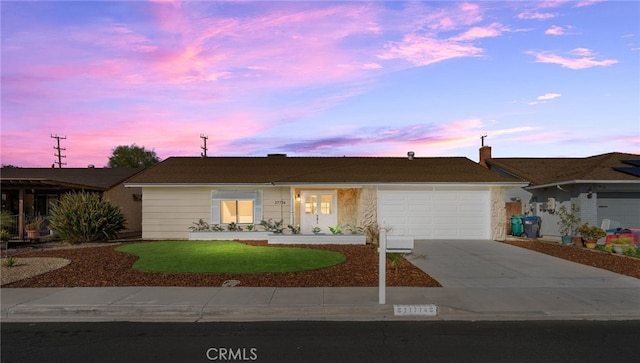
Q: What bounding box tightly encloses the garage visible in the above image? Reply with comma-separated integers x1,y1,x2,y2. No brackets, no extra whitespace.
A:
378,189,490,239
597,193,640,229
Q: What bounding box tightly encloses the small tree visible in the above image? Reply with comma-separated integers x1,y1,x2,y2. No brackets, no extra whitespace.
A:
49,191,126,244
107,144,160,168
557,203,580,236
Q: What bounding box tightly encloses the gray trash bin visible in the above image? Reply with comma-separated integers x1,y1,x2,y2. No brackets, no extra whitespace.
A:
522,216,541,238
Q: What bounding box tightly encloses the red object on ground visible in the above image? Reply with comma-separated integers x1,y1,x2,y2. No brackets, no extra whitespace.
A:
605,233,640,245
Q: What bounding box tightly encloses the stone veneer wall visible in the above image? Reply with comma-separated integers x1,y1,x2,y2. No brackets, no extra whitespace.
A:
491,186,507,241
337,188,359,226
359,186,377,230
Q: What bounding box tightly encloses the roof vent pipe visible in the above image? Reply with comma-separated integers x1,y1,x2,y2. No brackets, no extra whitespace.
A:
407,151,415,160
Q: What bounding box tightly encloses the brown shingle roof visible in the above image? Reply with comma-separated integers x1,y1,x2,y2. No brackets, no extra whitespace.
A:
1,168,144,190
126,156,518,184
485,152,640,186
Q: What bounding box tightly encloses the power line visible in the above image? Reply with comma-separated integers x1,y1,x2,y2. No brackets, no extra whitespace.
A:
51,134,67,168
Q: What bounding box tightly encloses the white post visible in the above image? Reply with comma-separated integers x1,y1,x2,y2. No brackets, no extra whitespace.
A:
379,228,386,305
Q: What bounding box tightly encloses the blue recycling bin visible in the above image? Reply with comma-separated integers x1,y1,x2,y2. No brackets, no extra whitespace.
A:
522,216,541,238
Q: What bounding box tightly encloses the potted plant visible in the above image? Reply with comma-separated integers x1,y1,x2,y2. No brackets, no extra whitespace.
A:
25,216,44,240
556,204,580,245
576,223,606,249
606,235,635,255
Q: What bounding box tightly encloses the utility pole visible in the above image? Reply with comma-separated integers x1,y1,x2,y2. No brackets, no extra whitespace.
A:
51,134,67,168
200,134,208,157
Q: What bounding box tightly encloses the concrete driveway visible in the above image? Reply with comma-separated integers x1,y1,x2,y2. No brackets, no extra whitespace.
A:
399,240,640,320
407,239,640,288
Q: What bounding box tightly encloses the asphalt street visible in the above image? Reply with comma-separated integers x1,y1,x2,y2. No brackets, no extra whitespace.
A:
3,321,640,363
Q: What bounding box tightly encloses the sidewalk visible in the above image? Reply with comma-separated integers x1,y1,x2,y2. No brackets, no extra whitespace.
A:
2,240,640,322
3,284,640,322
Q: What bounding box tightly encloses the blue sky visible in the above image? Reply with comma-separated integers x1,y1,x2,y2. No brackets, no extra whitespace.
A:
1,0,638,167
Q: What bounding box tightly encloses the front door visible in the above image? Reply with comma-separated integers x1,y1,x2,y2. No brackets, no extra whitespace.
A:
301,191,337,234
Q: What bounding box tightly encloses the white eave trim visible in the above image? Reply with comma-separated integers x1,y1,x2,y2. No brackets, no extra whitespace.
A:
525,179,640,190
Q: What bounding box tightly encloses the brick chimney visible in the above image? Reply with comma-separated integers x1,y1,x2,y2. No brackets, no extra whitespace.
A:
479,145,492,168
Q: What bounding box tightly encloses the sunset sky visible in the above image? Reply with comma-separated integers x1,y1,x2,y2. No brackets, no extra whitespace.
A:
2,0,639,168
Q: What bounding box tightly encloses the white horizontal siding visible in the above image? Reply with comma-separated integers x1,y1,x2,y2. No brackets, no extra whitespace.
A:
141,186,292,240
141,187,212,239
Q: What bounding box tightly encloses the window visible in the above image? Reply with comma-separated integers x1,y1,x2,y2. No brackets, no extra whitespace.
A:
320,194,332,214
211,190,262,225
221,200,254,224
304,195,317,214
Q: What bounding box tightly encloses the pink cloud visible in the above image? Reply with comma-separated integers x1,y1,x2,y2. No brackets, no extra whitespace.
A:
529,93,562,105
379,34,484,66
136,2,386,89
516,12,557,20
527,49,619,69
451,23,508,41
441,119,484,132
545,25,566,36
574,1,603,8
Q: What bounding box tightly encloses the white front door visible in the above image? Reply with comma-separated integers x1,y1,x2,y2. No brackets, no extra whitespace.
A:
301,191,337,233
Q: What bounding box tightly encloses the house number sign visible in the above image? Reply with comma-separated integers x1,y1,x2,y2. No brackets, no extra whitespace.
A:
394,304,438,316
274,200,287,205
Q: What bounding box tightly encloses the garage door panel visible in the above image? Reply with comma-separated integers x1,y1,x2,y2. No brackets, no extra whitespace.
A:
379,190,489,239
597,197,640,229
406,216,429,224
384,205,408,214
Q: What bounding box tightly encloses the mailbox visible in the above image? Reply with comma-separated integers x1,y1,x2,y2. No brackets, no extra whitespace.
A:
383,236,414,253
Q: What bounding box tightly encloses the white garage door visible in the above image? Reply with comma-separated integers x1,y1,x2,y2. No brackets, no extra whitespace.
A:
378,190,490,239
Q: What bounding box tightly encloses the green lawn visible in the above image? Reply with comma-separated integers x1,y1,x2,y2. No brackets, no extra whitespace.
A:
115,241,346,273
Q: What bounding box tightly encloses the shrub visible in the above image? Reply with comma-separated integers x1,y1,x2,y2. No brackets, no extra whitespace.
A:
386,252,403,272
260,219,284,234
1,210,13,230
49,191,126,244
329,224,343,235
577,223,606,241
227,222,243,231
287,224,301,234
343,224,360,234
189,219,210,231
0,229,11,242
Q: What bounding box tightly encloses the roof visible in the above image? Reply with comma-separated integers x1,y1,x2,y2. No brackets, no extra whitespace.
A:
125,156,519,185
1,167,144,190
485,152,640,187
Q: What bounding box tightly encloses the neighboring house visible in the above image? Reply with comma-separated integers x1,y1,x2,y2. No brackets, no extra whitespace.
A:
124,154,526,241
1,167,144,239
482,148,640,238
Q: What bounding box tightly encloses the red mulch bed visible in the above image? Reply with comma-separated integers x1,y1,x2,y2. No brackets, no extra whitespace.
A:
499,239,640,279
5,239,638,288
2,241,441,288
